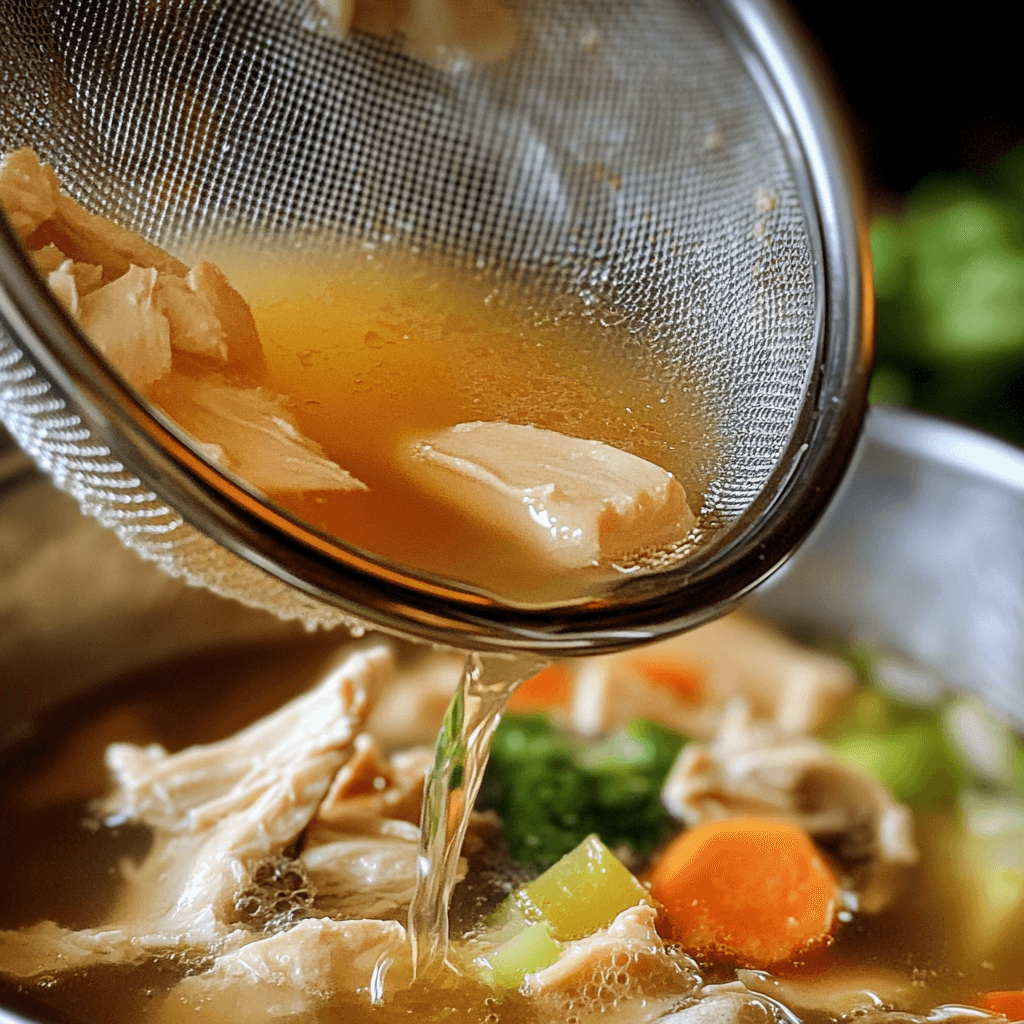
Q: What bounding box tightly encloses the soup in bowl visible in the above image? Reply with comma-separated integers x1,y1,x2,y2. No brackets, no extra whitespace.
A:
0,406,1022,1024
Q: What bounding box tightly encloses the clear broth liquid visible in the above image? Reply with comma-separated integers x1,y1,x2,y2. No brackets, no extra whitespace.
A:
215,249,721,602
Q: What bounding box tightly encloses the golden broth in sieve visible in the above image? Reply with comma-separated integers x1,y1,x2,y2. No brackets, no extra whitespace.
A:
215,249,720,602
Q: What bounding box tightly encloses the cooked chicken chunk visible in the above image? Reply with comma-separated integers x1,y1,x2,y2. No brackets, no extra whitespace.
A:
0,152,239,381
525,904,698,1007
301,824,421,922
656,980,999,1024
155,917,408,1023
1,146,362,493
0,147,61,237
172,260,265,371
29,242,71,275
736,966,919,1019
149,373,367,494
655,982,784,1024
0,147,185,276
42,254,103,315
314,734,432,827
404,421,696,570
77,265,173,390
661,701,918,871
301,736,482,922
0,644,391,979
366,648,464,748
0,921,152,981
315,0,516,66
156,273,232,363
101,646,387,831
570,613,856,739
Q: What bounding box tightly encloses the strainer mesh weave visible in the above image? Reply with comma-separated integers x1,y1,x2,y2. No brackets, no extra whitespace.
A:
0,0,817,627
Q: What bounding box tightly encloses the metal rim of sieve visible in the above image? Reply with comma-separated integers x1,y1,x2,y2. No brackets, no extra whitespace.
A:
0,0,872,656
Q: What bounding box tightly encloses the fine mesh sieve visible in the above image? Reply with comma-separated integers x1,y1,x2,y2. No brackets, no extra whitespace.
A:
0,0,872,654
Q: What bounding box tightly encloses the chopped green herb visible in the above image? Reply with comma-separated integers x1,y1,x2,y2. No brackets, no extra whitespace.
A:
477,716,686,870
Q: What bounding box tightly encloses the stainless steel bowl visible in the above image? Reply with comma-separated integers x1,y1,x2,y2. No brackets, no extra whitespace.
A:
1,403,1023,1023
5,405,1022,730
751,404,1024,731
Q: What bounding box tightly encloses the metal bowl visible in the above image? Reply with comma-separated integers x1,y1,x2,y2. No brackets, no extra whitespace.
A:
751,404,1024,731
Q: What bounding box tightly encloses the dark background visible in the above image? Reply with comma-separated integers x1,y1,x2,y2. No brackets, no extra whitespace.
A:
788,4,1023,206
787,3,1024,447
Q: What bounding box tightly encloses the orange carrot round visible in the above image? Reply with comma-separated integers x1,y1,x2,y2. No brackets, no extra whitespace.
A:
647,817,840,966
978,991,1024,1020
508,665,572,712
631,659,704,704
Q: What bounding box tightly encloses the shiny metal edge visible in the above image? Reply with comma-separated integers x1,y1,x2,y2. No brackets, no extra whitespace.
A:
867,405,1024,491
0,0,872,655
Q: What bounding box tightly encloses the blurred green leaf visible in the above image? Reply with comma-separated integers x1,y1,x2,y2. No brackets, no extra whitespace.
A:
870,217,910,299
868,363,913,405
926,250,1024,357
870,145,1024,446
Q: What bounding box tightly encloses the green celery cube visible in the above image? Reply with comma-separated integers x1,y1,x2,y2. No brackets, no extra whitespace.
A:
474,921,560,988
511,834,649,940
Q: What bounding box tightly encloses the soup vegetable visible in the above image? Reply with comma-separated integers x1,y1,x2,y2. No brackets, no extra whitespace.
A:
1,127,1022,1024
1,614,1022,1024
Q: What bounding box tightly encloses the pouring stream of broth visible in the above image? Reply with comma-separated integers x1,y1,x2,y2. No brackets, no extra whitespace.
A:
373,651,546,998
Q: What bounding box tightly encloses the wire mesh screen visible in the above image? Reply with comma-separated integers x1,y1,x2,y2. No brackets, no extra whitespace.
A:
0,0,819,631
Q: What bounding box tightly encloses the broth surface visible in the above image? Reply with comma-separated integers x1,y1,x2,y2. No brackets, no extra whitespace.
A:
212,249,721,602
1,636,1022,1024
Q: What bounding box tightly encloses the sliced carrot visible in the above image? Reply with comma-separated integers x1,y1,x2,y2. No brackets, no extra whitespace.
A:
508,665,572,711
631,659,704,704
978,992,1024,1020
647,817,840,967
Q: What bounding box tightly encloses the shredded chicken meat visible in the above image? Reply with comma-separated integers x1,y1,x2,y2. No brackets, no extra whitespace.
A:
312,0,516,67
0,645,404,985
0,147,363,495
661,701,918,881
153,918,407,1023
658,980,999,1024
525,904,697,1005
569,613,856,740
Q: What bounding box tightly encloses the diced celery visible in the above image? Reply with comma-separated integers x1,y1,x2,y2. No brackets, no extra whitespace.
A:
508,834,649,941
953,794,1024,954
474,921,560,989
943,697,1024,797
830,719,965,807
